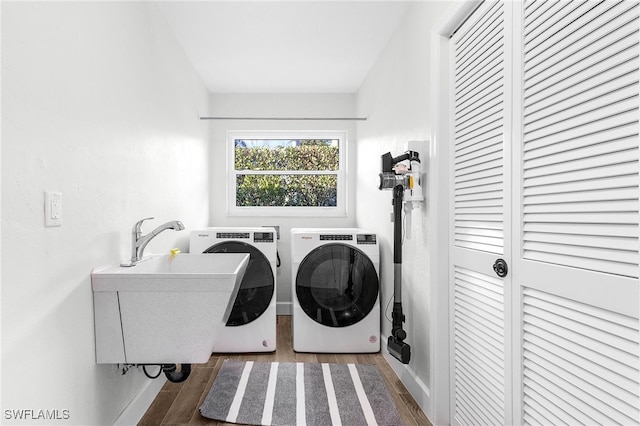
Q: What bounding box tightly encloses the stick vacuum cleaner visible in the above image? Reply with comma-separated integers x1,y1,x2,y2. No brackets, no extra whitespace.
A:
378,150,423,364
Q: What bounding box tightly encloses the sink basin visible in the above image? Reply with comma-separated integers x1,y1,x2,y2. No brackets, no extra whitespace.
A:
92,253,249,292
91,253,249,364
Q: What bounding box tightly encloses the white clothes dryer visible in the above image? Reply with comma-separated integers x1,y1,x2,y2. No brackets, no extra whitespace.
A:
190,227,277,353
291,228,380,353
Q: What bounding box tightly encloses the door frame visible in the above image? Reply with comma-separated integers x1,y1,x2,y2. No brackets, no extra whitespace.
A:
428,2,482,425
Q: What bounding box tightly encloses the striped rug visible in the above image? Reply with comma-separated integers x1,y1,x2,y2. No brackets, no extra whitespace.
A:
199,359,403,425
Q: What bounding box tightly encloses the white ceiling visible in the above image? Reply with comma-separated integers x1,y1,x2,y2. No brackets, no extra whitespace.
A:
158,1,409,93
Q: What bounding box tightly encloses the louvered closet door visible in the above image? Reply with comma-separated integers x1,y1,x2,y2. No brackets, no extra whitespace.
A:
513,1,640,424
449,2,513,424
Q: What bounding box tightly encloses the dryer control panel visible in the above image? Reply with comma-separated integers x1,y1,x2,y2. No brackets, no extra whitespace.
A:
320,234,353,241
357,234,377,245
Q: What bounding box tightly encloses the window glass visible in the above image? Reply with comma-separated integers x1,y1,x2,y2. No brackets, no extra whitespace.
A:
236,174,337,207
228,131,346,216
234,139,339,171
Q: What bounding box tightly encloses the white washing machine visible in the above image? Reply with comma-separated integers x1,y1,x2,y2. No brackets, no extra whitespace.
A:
190,227,277,353
291,228,380,353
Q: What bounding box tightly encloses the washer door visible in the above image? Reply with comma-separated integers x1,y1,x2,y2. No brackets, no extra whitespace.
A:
204,242,274,326
296,243,379,327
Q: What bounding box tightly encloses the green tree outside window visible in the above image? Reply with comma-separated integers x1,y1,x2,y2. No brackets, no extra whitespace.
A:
234,139,339,207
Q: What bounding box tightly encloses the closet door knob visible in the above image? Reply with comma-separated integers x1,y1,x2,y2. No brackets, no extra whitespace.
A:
493,258,508,278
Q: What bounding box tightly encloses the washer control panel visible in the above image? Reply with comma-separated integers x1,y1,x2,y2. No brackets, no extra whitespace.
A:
216,232,250,239
253,232,275,243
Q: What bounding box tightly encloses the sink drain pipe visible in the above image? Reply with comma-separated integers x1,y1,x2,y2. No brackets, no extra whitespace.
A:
162,364,191,383
141,364,191,383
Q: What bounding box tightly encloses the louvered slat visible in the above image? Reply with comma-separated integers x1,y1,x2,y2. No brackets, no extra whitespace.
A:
454,265,505,426
523,221,633,237
526,72,639,127
455,2,504,78
525,65,638,128
455,169,502,188
524,1,638,87
456,137,502,169
523,147,637,180
522,287,640,425
524,186,637,205
523,123,637,161
522,0,639,279
525,0,592,55
522,160,638,188
524,97,638,142
525,1,617,70
524,132,637,166
454,0,505,256
523,0,567,39
523,232,636,251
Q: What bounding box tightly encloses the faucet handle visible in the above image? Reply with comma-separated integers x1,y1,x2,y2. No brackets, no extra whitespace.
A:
133,217,154,233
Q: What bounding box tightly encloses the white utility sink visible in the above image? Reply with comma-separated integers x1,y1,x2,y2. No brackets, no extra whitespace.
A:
91,253,249,364
92,253,248,292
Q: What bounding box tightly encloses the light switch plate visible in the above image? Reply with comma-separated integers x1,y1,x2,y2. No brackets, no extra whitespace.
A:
45,191,62,227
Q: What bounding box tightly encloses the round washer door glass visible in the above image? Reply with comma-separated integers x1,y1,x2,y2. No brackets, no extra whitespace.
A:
204,242,274,326
296,243,379,327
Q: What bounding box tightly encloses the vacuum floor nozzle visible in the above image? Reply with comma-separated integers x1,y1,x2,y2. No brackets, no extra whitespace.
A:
388,336,411,364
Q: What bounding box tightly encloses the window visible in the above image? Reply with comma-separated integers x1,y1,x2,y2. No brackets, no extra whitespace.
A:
227,131,346,216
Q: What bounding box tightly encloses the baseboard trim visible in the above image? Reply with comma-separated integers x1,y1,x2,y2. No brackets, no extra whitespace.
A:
381,334,432,421
276,302,292,315
114,376,166,426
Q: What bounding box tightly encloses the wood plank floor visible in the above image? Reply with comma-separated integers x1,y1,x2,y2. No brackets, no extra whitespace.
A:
139,316,431,425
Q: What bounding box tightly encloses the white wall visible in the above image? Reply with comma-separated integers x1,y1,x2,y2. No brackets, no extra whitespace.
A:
355,0,451,417
2,2,210,424
206,93,358,311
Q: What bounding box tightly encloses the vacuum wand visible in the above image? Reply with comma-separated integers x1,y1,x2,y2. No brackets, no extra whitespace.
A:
388,184,411,364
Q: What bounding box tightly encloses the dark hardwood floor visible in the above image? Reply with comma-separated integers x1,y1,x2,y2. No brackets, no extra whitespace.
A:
139,316,431,425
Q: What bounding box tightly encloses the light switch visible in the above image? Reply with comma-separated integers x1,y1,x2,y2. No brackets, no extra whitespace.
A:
45,191,62,227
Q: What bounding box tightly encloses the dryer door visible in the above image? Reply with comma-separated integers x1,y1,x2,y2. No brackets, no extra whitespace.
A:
204,242,274,326
296,243,379,327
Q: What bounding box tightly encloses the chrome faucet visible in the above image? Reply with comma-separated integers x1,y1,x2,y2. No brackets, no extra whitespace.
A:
121,217,185,266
